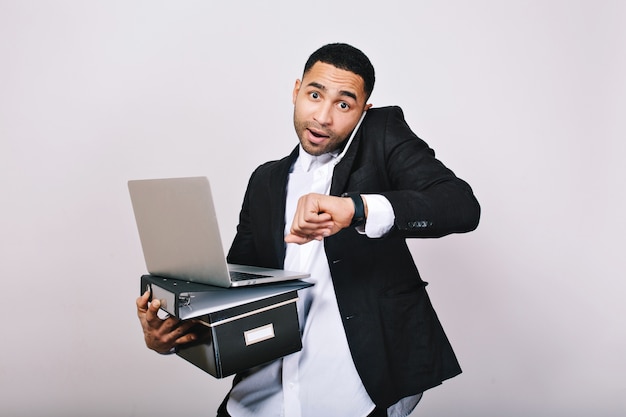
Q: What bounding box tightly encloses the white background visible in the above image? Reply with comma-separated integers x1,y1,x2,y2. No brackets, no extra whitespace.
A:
1,1,625,416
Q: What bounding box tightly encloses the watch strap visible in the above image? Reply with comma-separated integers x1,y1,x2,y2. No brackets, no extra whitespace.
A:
341,192,366,227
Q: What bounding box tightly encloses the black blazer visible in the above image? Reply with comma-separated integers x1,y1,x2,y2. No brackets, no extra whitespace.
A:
227,106,480,407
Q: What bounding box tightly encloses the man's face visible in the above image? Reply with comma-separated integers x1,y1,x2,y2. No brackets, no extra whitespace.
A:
292,62,372,156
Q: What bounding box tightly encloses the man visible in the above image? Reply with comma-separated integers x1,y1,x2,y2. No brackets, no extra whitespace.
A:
136,43,480,417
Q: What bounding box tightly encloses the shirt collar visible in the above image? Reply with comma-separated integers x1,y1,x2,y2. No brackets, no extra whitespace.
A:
297,145,340,173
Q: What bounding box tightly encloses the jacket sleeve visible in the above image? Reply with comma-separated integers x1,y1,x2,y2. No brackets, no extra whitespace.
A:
373,107,480,238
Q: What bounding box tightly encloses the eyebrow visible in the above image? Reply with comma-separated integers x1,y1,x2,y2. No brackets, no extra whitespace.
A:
307,82,358,101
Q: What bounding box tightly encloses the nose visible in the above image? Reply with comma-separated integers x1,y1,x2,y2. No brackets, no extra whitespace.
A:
313,102,332,126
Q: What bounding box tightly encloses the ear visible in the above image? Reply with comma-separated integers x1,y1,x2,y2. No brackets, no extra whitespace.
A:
364,103,373,111
292,79,302,105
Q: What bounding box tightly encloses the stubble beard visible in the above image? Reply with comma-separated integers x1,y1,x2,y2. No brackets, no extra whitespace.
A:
293,116,347,157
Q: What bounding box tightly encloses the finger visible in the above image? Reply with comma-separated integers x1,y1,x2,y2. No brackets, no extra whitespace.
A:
136,290,150,313
291,215,334,232
290,222,333,240
285,227,331,244
175,332,198,345
304,209,332,222
145,298,165,326
293,195,327,223
161,315,192,334
156,321,198,350
173,321,200,344
284,233,313,245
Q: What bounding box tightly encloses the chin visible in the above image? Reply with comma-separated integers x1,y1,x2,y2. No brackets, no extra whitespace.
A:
302,144,325,156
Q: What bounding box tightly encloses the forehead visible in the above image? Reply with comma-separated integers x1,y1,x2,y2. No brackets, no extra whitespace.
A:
302,62,366,102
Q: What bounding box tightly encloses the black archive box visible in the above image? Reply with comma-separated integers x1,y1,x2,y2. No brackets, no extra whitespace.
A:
141,275,312,378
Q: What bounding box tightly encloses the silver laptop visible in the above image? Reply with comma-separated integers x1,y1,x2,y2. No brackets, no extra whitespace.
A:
128,176,310,287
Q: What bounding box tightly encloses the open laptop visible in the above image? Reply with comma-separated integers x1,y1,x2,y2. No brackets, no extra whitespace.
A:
128,176,310,287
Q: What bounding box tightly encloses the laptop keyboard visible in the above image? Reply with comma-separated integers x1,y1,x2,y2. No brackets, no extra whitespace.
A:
229,271,273,282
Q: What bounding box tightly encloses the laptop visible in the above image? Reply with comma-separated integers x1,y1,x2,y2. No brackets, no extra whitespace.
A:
128,176,310,287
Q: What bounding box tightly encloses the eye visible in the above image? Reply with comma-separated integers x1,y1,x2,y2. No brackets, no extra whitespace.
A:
310,91,320,100
338,102,350,110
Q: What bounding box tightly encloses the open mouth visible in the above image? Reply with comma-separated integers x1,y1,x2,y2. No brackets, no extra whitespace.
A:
307,128,330,139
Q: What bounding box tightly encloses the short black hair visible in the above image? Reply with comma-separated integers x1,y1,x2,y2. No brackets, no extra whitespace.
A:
303,43,375,100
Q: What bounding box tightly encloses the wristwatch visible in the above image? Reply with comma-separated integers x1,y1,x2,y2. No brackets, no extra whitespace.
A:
341,192,366,227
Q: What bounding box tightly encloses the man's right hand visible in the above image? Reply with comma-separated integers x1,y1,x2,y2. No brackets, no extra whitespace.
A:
136,290,198,354
285,193,358,244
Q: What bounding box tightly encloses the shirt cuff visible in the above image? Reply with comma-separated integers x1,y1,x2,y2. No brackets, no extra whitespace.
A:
358,195,395,238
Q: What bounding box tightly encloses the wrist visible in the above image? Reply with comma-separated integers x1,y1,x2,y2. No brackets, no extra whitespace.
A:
341,192,366,227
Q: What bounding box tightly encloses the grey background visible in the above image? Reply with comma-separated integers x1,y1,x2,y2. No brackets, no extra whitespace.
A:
1,1,624,416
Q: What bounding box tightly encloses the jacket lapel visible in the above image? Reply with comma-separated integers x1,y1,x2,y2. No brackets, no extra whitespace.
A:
267,146,299,266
